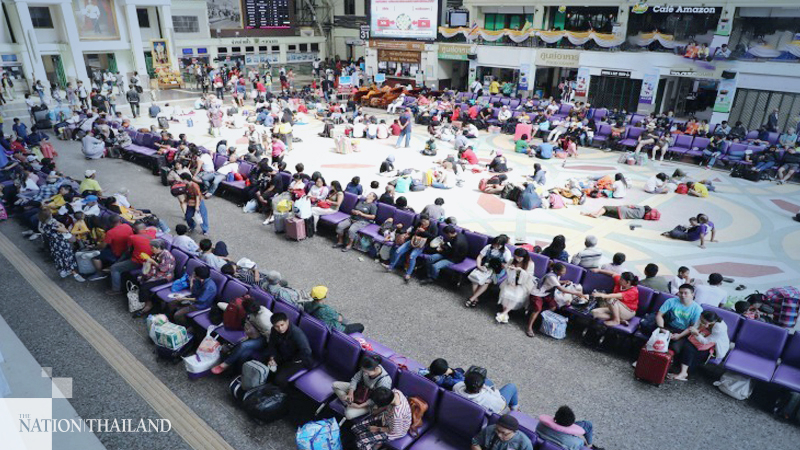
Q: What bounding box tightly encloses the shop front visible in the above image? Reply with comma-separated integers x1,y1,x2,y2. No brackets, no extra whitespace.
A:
588,68,644,112
533,49,580,99
371,40,425,88
0,54,28,95
179,48,210,85
659,67,721,119
437,43,473,91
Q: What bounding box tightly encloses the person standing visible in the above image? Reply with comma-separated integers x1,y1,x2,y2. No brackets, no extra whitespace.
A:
395,108,413,149
180,172,209,235
126,86,141,118
77,80,89,109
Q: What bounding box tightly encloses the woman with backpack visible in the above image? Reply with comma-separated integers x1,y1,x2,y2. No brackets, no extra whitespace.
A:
332,355,393,420
466,234,513,308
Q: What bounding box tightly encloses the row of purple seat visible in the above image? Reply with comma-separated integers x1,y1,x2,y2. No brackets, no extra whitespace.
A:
314,193,800,395
131,244,575,450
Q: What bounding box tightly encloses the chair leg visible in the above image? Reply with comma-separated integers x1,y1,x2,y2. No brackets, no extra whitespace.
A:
314,402,326,416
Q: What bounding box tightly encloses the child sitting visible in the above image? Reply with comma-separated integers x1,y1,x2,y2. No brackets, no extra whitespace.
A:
421,138,437,156
71,212,90,248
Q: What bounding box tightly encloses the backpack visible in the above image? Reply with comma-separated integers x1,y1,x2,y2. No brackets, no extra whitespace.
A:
410,180,426,191
276,285,301,306
395,176,411,193
157,116,169,129
170,182,187,197
549,194,565,209
241,360,270,392
223,297,247,330
408,397,429,437
675,184,688,194
478,178,488,192
644,209,661,220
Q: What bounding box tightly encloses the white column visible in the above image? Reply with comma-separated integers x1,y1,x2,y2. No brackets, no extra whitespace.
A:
124,2,148,81
159,5,179,71
13,0,48,86
57,0,90,87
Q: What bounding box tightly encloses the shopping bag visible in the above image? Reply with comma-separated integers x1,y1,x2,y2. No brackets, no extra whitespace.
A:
645,328,671,353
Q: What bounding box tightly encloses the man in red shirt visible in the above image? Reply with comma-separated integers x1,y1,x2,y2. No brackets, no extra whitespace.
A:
91,215,133,277
107,222,156,295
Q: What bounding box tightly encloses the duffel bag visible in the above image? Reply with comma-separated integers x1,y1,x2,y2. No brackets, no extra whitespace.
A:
242,383,288,424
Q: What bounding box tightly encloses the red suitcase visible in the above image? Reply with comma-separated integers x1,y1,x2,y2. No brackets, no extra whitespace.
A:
634,348,674,385
285,216,307,241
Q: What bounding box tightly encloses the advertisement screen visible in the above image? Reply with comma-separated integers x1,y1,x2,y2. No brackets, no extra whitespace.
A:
370,0,439,40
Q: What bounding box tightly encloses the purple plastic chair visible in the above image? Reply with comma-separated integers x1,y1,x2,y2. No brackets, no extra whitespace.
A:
724,320,788,382
154,259,207,303
248,287,275,310
670,134,694,155
299,315,329,361
619,127,644,148
408,390,486,450
685,137,710,157
772,333,800,392
445,232,489,281
529,253,550,280
357,202,397,241
348,332,396,358
294,330,359,403
213,153,227,170
272,300,301,324
387,371,441,450
318,192,359,229
605,285,656,335
582,271,615,294
701,305,742,365
592,124,611,147
744,130,759,141
561,263,585,284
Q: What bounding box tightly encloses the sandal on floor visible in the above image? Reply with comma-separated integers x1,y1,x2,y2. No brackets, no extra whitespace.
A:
465,299,478,308
525,330,535,338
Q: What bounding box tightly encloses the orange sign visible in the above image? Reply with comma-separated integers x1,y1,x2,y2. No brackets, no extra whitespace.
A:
370,40,425,52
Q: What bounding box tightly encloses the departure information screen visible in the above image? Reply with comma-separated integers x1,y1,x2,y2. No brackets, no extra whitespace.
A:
244,0,291,29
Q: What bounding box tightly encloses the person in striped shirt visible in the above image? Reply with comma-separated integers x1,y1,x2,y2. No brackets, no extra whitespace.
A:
352,387,411,450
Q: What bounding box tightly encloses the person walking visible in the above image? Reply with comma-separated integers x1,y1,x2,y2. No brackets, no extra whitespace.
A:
180,172,209,235
395,108,413,149
126,86,141,118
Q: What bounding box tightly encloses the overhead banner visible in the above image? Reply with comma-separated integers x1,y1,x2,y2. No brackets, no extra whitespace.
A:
371,0,438,40
575,67,590,97
639,69,659,104
713,76,738,113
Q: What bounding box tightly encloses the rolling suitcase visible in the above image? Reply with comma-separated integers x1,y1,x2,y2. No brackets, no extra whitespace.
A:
273,212,289,233
285,216,307,241
634,348,674,385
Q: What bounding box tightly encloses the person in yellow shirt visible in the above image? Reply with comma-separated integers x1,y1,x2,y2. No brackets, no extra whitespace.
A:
489,79,500,95
79,169,102,195
687,182,709,198
44,185,72,213
71,211,90,247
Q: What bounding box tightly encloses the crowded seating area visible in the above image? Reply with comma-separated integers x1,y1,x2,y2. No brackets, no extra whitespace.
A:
1,60,799,450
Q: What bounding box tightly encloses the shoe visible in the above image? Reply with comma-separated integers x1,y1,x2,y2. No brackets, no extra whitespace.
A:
59,270,70,278
73,273,86,282
21,230,34,236
418,278,432,285
87,272,107,281
332,243,343,248
28,233,41,240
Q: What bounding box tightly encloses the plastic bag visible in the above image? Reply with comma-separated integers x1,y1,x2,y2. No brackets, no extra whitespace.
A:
646,328,671,353
243,199,257,213
715,371,753,400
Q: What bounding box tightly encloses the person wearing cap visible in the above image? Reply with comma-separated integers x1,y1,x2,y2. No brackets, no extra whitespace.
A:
225,258,267,289
79,195,101,217
471,413,533,450
79,170,103,196
453,369,519,414
301,286,365,334
536,406,602,450
131,239,176,317
211,295,273,374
